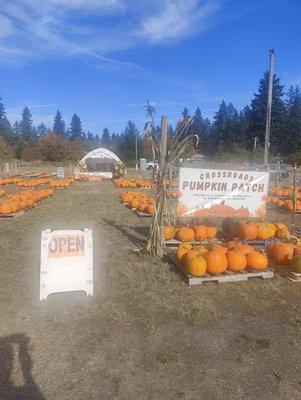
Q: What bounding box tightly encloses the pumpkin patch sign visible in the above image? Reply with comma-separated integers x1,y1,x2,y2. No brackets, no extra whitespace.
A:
177,168,269,218
40,229,93,300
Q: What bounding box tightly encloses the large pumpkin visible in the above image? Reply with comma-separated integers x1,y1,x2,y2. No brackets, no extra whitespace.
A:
176,243,193,264
272,243,295,265
238,222,258,240
193,225,208,240
163,226,176,241
205,250,227,275
206,226,217,239
177,227,195,242
185,254,207,276
226,251,247,271
184,249,202,266
257,223,275,240
246,251,268,270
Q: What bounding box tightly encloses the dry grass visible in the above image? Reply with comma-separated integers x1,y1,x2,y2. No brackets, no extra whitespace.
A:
0,181,301,400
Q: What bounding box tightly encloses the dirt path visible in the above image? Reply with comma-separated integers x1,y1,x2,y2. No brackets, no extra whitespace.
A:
0,182,300,400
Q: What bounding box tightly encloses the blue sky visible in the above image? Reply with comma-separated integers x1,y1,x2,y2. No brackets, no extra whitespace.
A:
0,0,300,136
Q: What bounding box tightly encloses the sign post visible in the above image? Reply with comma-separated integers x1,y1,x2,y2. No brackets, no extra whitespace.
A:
177,168,269,218
40,229,93,301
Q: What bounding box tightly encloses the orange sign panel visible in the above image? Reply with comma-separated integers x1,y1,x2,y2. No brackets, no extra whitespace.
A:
48,234,84,257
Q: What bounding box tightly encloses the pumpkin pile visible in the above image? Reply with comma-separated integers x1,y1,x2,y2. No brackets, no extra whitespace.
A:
0,177,22,185
176,241,268,277
114,178,154,188
49,178,74,188
0,189,5,197
268,196,301,212
17,178,50,187
167,190,180,199
164,224,217,241
0,188,54,214
267,240,301,272
121,191,155,215
269,185,301,199
222,218,290,240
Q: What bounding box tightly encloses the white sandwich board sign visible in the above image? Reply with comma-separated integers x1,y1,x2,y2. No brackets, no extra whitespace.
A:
40,229,93,301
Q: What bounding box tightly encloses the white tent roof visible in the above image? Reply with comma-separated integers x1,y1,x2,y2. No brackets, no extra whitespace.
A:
79,148,121,164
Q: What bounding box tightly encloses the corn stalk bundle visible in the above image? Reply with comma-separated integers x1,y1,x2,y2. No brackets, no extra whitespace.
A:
143,102,199,257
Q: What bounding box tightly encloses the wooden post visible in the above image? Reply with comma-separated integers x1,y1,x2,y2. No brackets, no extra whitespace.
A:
291,164,297,233
264,49,275,165
155,116,168,258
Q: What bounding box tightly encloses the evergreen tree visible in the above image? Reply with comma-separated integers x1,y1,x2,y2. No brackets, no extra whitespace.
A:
20,107,34,142
286,86,301,155
120,121,141,161
167,124,174,137
0,95,14,143
36,123,47,138
181,107,190,119
101,128,111,148
94,134,101,146
69,113,82,139
247,72,286,154
53,110,65,137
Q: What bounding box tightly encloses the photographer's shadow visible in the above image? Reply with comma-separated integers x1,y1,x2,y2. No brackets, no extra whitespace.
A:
0,334,45,400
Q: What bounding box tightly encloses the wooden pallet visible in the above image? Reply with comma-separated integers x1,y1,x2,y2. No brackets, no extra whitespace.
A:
166,254,274,285
0,210,25,219
164,238,222,248
134,209,151,218
271,263,301,282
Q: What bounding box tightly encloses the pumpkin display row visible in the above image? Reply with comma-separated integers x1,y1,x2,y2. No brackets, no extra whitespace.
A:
267,241,301,271
121,191,156,215
268,196,301,212
114,178,154,188
17,178,50,188
176,242,268,277
164,225,217,241
49,178,75,188
269,186,301,199
0,189,5,197
0,189,54,214
0,177,22,185
222,218,290,240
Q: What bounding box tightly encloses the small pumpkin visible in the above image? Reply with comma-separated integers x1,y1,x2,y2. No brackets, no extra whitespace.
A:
277,227,290,239
206,226,217,239
204,250,227,275
186,254,207,277
234,243,254,255
226,251,247,271
257,223,274,240
246,251,268,270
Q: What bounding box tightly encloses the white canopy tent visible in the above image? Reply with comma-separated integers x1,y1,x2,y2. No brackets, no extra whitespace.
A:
75,148,123,180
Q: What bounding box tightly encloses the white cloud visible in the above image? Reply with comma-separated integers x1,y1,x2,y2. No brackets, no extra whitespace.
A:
0,0,223,70
140,0,221,43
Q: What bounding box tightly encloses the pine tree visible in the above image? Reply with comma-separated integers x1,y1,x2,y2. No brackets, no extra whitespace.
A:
101,128,111,148
20,106,34,142
286,86,301,155
167,124,174,137
36,123,48,138
181,107,190,119
94,134,101,146
53,110,65,137
69,113,82,139
121,121,141,161
248,72,287,154
0,95,14,143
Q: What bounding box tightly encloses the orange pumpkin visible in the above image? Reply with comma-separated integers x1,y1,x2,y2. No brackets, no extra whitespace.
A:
184,249,202,266
277,227,290,239
163,226,176,241
186,254,207,277
211,244,228,254
193,225,208,240
176,243,193,264
238,222,258,240
177,227,195,242
205,250,227,275
234,243,254,255
206,226,217,239
272,243,295,265
246,251,268,270
226,251,247,271
225,240,238,250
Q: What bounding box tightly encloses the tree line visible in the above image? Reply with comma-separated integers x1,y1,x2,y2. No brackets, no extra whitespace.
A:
0,71,300,164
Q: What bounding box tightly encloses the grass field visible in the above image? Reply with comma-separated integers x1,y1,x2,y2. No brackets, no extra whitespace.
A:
1,181,301,400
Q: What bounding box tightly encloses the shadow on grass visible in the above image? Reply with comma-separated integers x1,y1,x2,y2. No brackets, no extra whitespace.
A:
103,218,147,247
0,334,45,400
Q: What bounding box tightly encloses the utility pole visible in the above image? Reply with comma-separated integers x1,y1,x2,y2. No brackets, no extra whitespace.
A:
160,116,168,171
264,49,275,165
135,129,138,170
